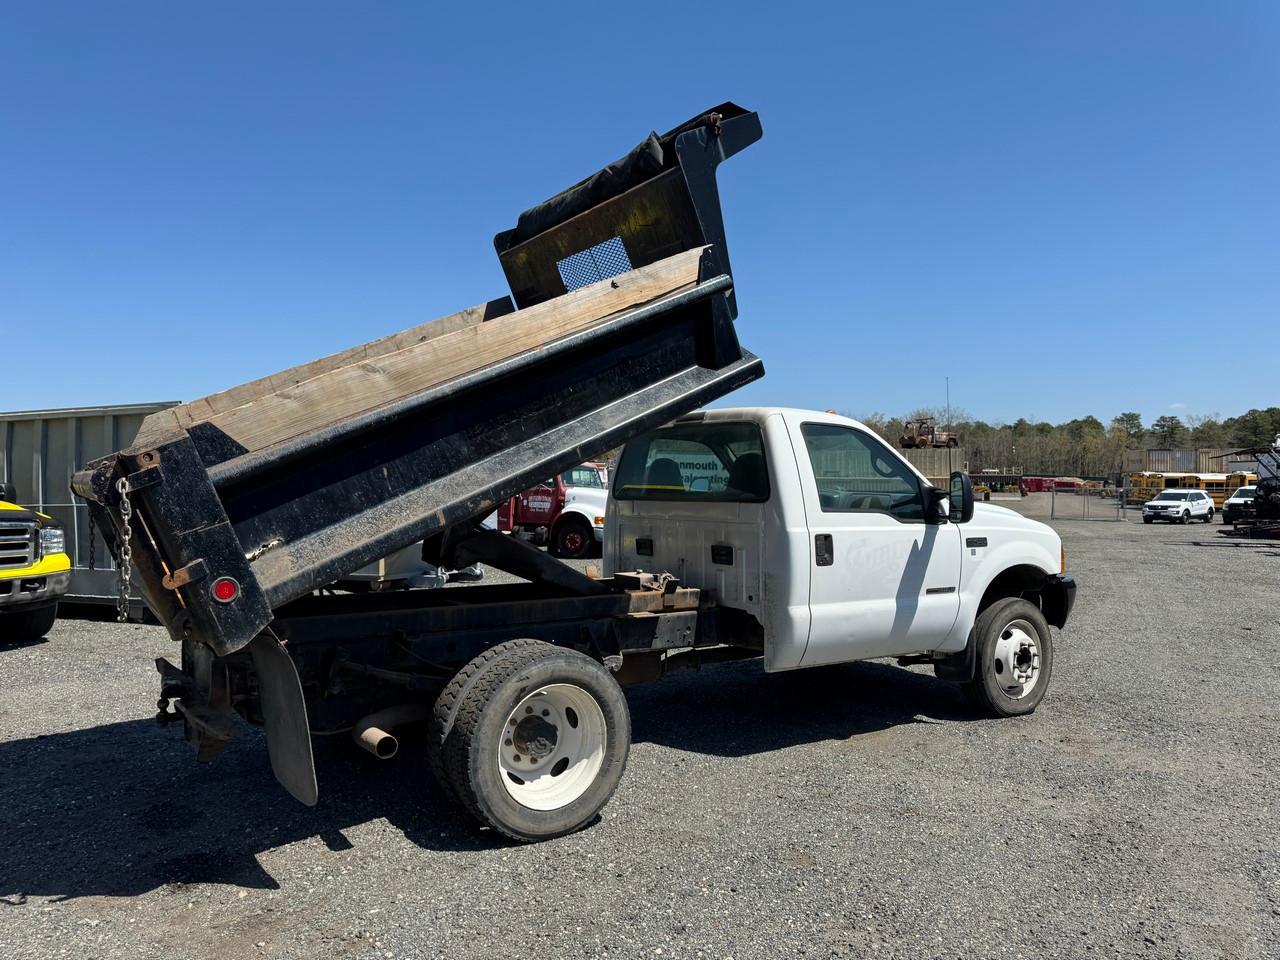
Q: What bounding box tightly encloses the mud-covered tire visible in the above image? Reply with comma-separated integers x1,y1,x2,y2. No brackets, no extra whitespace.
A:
0,603,58,644
427,639,547,803
962,598,1053,718
436,640,629,842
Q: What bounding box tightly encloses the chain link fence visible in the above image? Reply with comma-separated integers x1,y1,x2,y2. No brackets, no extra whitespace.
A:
1049,481,1125,521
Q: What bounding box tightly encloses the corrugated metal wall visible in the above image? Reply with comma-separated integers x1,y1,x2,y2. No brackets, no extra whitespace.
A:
1124,448,1256,474
1196,448,1256,473
0,403,178,600
1145,449,1198,472
899,446,969,481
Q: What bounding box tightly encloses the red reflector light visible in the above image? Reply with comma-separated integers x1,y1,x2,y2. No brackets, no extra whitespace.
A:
211,577,240,603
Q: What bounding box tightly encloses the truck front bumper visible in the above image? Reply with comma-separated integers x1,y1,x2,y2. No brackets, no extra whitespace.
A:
0,570,71,609
1043,573,1076,628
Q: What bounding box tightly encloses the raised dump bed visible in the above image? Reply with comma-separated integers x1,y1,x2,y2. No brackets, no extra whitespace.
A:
72,103,763,660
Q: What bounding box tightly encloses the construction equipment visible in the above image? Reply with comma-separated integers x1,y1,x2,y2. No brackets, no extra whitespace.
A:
1217,439,1280,537
899,417,959,449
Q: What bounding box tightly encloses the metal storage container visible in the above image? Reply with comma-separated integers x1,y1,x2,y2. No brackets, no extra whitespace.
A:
0,402,179,602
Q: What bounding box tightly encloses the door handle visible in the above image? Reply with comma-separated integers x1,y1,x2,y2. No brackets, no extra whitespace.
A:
815,533,833,566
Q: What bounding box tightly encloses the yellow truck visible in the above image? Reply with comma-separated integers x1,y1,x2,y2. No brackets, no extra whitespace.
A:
0,481,70,642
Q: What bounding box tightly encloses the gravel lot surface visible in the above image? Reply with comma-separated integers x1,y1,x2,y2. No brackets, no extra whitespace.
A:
1,494,1276,959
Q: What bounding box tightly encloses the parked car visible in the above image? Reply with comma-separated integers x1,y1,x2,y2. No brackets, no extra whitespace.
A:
1142,489,1214,524
1222,485,1256,524
497,463,609,558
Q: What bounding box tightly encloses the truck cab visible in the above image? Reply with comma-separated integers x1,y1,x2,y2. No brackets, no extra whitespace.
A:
606,408,1073,684
0,481,70,643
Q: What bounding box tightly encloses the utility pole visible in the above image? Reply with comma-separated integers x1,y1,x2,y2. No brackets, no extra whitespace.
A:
946,376,952,474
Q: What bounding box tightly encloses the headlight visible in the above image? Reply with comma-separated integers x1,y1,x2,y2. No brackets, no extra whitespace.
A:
39,526,66,557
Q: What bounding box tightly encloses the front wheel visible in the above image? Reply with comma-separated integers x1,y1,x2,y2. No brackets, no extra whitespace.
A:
0,603,58,644
962,598,1053,717
1204,508,1214,523
552,517,594,559
1143,517,1153,524
434,641,630,841
1180,510,1190,524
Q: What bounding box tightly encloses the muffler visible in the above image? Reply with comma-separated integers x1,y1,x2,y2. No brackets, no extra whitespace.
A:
352,701,430,760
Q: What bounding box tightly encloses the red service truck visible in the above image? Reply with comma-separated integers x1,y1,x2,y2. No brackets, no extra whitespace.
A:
496,463,608,558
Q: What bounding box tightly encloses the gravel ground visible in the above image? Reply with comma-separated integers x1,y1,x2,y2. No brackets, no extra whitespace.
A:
1,494,1276,959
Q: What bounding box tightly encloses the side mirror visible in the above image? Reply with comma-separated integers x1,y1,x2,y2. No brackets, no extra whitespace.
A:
0,481,16,504
949,470,974,524
925,486,949,523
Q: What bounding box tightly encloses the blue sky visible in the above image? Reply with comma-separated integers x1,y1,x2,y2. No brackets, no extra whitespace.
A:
2,2,1276,427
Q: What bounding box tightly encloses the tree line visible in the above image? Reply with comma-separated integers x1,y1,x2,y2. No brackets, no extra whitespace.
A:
854,407,1280,479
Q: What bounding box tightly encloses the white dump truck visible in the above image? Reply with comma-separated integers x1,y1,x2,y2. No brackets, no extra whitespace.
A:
74,103,1073,842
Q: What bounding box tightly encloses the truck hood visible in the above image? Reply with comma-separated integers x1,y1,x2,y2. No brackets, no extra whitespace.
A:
0,501,60,528
565,487,609,515
968,502,1061,564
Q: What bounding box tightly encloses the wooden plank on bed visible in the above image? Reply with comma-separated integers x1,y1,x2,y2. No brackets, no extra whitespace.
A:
194,246,707,454
172,296,517,428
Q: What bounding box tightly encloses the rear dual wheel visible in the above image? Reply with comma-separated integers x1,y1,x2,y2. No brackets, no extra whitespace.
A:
429,640,630,841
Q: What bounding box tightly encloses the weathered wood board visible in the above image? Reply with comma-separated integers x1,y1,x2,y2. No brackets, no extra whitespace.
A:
136,246,707,456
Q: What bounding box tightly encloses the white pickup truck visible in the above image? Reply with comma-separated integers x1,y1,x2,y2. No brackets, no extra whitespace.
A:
410,411,1074,840
607,407,1075,712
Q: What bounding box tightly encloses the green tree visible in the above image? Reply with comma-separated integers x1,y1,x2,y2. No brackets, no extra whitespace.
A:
1186,414,1227,448
1150,415,1186,447
1111,412,1144,444
1224,408,1280,447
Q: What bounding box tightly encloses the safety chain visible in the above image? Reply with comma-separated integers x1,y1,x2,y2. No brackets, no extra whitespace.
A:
87,507,96,571
116,477,133,623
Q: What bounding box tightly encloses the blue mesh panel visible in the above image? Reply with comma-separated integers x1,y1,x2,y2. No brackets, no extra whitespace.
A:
556,236,633,292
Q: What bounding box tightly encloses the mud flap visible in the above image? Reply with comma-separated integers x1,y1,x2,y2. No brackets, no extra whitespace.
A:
248,633,318,806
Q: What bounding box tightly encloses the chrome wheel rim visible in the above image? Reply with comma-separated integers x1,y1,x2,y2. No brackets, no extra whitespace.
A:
498,683,606,810
991,619,1041,700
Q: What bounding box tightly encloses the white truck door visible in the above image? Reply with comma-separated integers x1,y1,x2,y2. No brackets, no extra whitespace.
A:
786,415,962,666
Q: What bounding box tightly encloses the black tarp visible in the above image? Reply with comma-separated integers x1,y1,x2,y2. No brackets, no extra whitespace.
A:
509,104,744,246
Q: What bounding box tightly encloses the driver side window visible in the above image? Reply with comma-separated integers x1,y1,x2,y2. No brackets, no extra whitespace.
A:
800,423,924,521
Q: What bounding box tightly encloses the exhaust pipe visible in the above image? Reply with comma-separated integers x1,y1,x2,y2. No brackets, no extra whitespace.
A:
352,701,430,760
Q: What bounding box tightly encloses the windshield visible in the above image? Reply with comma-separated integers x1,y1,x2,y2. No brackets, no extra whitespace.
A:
1155,492,1190,501
562,466,604,489
1229,487,1255,499
613,422,770,502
